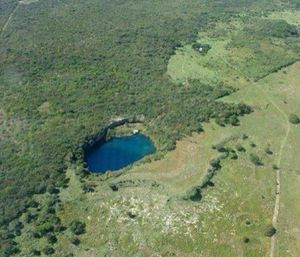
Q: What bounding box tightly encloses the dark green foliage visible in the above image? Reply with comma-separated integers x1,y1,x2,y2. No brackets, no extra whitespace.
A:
81,184,95,193
128,211,137,219
43,246,55,255
289,113,300,124
272,164,279,170
265,224,276,237
70,237,80,246
250,153,263,166
47,186,59,195
47,233,57,244
31,249,41,256
192,43,211,54
231,152,238,160
245,19,299,38
242,134,248,140
35,222,54,236
183,186,202,202
210,158,221,169
236,143,245,151
214,144,227,152
70,220,86,235
109,184,119,192
265,146,273,155
243,237,250,243
2,242,20,257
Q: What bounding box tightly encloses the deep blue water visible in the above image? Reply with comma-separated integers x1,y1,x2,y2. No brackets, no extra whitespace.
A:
85,134,156,173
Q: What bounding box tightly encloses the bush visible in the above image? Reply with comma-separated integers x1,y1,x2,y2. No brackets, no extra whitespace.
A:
81,184,95,193
70,220,86,235
210,158,221,169
214,144,227,153
70,237,80,246
36,222,54,236
243,237,250,243
265,146,273,155
289,113,300,124
31,249,41,256
47,185,59,194
250,153,263,166
231,152,238,160
47,233,57,244
191,43,211,54
43,246,55,255
183,186,202,202
265,224,276,237
3,243,20,256
236,144,245,152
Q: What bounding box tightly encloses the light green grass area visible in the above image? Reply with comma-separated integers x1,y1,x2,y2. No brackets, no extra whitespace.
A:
13,11,300,257
268,11,300,26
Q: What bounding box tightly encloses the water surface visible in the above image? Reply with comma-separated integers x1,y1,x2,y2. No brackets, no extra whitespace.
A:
85,134,156,173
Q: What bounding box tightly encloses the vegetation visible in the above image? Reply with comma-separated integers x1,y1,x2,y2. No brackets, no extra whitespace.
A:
0,0,256,242
265,224,277,237
192,43,211,54
289,113,300,124
245,19,299,38
1,0,300,256
250,153,263,166
69,220,86,235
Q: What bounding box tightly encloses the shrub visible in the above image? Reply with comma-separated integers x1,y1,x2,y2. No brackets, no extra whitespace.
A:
289,113,300,124
191,43,211,54
231,152,238,160
127,211,137,219
81,184,95,193
210,158,221,169
36,222,54,236
265,224,276,237
70,220,86,235
47,185,59,194
215,144,227,153
25,212,38,223
47,233,57,244
3,242,20,256
265,146,273,155
236,144,245,152
70,237,80,246
43,246,55,255
54,224,66,233
31,249,41,256
243,237,250,243
272,164,279,170
250,153,263,166
183,186,202,202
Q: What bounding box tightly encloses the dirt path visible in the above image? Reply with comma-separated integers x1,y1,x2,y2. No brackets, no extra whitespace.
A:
0,2,21,37
218,56,290,257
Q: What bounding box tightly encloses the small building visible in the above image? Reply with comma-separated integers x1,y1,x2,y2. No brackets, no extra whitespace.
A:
133,129,139,134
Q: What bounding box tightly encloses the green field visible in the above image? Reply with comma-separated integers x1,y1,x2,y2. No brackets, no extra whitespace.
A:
1,0,300,256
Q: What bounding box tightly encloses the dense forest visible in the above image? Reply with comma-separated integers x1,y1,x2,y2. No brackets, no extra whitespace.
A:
1,0,299,255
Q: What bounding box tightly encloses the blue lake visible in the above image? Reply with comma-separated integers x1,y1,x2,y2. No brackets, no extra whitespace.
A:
85,134,156,173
